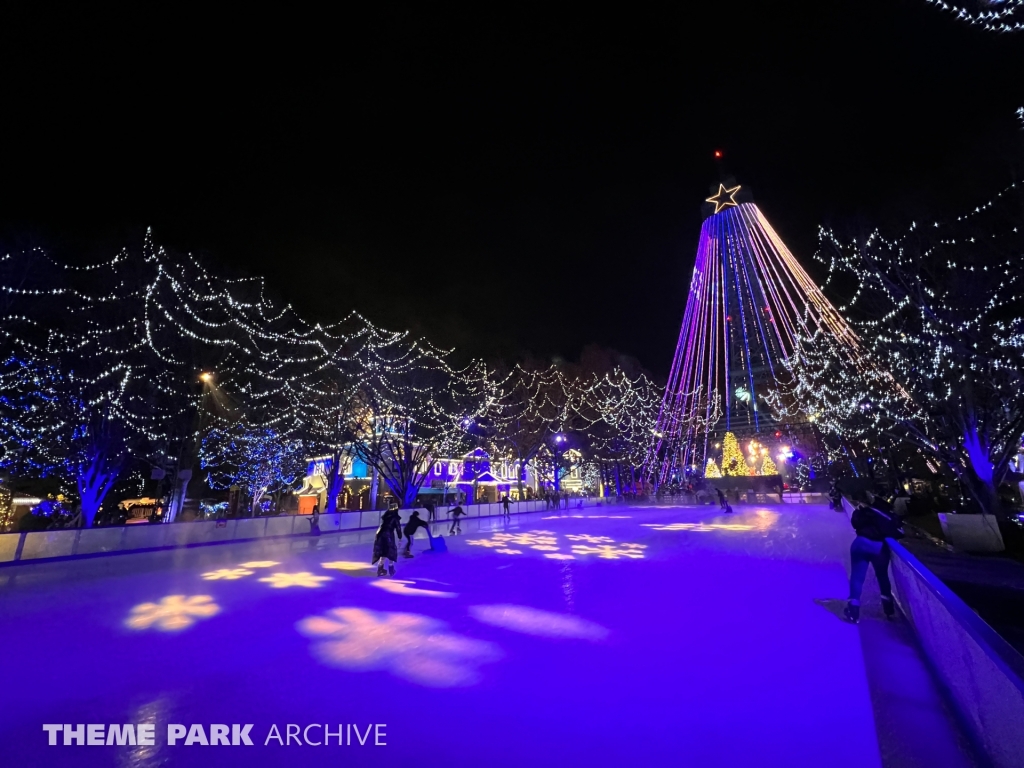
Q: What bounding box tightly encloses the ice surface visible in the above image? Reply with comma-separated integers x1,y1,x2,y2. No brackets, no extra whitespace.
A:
0,504,974,767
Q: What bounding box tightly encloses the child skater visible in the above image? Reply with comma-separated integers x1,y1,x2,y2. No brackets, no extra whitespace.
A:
372,502,404,577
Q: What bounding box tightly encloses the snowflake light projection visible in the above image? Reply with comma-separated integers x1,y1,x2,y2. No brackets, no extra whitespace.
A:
647,182,863,483
369,580,457,598
570,543,646,560
642,522,756,532
541,515,631,520
200,568,253,580
469,605,609,641
126,595,220,632
467,531,558,550
465,539,515,549
566,534,613,544
466,529,646,559
297,608,501,687
321,561,376,572
259,572,333,588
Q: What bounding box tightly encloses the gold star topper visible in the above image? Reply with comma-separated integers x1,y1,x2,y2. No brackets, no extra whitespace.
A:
706,183,741,214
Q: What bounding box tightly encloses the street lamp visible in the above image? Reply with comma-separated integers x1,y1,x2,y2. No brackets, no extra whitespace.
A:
199,371,214,383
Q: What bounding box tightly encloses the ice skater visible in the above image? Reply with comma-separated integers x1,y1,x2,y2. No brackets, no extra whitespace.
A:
845,498,904,623
425,499,436,522
372,502,404,577
828,481,843,510
403,509,430,556
448,504,466,535
501,494,511,519
308,507,321,536
716,488,727,509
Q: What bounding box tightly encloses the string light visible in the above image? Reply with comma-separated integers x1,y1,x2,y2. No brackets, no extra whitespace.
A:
920,0,1024,33
648,186,863,485
0,230,663,520
770,181,1024,513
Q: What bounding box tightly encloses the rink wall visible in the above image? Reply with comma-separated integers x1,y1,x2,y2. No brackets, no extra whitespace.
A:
887,540,1024,768
0,499,598,565
841,498,1024,767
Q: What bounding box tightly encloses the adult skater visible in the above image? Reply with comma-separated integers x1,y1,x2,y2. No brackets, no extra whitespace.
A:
425,498,436,522
372,502,404,577
845,497,904,623
828,481,842,510
403,509,430,556
448,504,467,535
715,488,727,510
501,494,511,519
308,507,321,536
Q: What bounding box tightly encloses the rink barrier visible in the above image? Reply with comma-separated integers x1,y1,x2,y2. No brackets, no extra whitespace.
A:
887,541,1024,768
0,498,604,566
841,498,1024,767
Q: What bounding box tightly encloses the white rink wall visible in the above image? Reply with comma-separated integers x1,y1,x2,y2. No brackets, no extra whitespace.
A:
0,498,605,564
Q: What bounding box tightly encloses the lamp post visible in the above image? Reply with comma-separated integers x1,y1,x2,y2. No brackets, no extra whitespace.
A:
166,372,215,523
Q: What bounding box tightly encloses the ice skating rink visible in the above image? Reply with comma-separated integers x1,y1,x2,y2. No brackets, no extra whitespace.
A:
0,504,976,767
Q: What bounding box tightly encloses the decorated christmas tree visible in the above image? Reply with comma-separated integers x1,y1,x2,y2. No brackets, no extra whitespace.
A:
704,457,722,478
760,454,778,476
794,459,810,489
647,174,862,484
720,432,747,476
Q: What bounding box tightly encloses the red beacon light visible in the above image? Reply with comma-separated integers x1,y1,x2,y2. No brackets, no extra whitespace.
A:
714,150,723,159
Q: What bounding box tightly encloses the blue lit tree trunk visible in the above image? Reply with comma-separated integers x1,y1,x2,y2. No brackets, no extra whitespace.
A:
74,422,126,527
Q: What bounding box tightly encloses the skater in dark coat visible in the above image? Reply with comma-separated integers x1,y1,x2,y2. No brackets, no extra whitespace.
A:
448,505,466,535
403,510,430,556
501,494,511,519
715,488,727,509
373,505,404,576
845,499,904,623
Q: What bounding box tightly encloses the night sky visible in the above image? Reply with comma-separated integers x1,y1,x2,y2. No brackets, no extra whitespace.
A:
1,2,1022,377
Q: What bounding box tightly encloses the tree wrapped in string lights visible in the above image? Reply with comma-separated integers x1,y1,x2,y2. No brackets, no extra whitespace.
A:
200,421,306,514
0,233,380,523
346,337,491,508
489,352,660,497
0,356,128,526
921,0,1024,32
648,181,862,485
773,182,1024,515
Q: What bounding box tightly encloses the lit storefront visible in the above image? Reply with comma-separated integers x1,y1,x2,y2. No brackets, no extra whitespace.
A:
295,447,543,511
